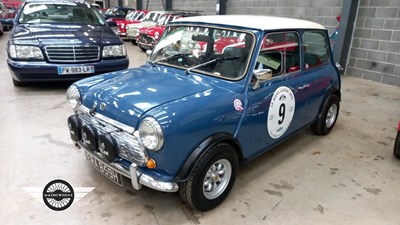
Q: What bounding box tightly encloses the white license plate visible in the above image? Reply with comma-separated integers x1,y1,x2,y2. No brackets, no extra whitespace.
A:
85,151,123,186
57,66,95,75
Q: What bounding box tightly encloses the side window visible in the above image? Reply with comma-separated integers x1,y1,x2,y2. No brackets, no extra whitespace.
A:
303,31,330,70
116,9,125,16
257,32,300,76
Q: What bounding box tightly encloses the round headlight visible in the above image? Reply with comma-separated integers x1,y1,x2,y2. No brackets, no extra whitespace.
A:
66,85,81,111
139,117,164,151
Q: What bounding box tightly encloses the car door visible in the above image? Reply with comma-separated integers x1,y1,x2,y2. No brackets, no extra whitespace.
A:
238,31,310,159
301,30,337,122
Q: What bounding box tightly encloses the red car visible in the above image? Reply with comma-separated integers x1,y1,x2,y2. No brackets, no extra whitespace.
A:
137,14,179,51
0,0,21,31
136,10,205,51
116,10,148,38
2,0,22,10
394,121,400,159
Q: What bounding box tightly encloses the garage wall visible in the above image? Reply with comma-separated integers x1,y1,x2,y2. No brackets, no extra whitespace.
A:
346,0,400,86
227,0,342,34
141,0,343,33
172,0,216,14
141,0,164,10
137,0,216,13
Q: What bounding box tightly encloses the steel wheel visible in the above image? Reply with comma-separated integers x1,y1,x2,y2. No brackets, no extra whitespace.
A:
202,159,232,200
179,143,238,211
325,104,338,128
310,94,340,135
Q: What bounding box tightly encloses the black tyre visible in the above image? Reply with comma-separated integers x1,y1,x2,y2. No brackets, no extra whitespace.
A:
394,130,400,159
180,143,238,211
130,39,136,45
311,95,340,135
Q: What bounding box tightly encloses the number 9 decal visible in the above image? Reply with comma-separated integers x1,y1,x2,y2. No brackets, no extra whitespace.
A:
267,86,295,139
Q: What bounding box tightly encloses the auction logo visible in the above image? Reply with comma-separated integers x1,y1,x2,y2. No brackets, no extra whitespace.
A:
42,179,74,211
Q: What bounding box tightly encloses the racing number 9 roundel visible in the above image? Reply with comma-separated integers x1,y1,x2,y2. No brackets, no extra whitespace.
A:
267,86,295,139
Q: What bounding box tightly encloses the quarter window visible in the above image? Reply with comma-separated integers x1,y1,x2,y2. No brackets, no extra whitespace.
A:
303,31,330,70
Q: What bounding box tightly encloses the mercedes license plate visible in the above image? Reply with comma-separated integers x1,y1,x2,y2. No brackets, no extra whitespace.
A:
85,151,123,186
57,66,95,75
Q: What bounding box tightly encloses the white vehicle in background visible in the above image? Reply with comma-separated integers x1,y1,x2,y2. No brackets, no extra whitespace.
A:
126,10,166,44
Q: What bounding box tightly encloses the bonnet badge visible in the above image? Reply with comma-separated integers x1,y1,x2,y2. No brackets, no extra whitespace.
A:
100,102,106,111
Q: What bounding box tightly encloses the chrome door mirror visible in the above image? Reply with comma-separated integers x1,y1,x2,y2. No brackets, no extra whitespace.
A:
254,68,272,81
253,69,272,89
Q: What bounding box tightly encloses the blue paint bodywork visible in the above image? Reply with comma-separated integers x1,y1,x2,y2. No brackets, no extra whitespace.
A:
72,23,341,183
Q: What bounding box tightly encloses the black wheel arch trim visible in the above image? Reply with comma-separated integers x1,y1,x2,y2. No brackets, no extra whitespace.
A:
315,87,341,120
174,132,242,182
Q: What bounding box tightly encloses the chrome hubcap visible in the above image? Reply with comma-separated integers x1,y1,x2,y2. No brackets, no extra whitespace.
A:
203,159,232,200
326,104,338,128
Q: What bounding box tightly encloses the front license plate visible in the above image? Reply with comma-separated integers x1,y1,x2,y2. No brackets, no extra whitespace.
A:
85,151,123,186
57,66,95,75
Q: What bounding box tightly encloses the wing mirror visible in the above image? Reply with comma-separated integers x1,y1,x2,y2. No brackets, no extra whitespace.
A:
253,69,272,90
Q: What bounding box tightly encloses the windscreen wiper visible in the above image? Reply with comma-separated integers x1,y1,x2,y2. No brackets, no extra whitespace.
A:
149,53,192,67
185,55,240,75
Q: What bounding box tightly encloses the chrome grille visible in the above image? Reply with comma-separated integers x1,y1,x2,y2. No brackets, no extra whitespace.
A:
79,112,147,166
45,45,100,63
139,34,155,45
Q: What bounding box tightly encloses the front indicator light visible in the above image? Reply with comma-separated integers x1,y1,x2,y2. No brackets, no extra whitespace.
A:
146,158,157,169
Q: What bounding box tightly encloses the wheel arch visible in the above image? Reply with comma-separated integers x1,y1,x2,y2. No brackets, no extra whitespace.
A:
174,132,243,182
315,87,341,120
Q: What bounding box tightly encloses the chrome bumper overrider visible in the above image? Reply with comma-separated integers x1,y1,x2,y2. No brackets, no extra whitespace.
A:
76,140,178,192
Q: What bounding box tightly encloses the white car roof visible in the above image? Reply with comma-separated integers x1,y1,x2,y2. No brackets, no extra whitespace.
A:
172,15,326,31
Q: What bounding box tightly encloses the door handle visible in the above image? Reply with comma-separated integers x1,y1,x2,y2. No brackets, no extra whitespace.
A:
298,84,310,90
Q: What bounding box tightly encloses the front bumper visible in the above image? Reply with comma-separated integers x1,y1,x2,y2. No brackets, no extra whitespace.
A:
79,143,178,192
1,18,14,28
116,29,126,36
137,34,156,50
68,106,178,192
8,58,129,82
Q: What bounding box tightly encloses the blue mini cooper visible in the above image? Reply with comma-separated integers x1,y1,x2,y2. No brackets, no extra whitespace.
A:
7,0,129,86
66,15,341,211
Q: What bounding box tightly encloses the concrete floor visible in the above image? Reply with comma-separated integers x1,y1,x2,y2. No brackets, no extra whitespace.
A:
0,31,400,225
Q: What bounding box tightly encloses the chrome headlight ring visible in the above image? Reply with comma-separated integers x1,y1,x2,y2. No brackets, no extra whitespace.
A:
139,117,164,151
66,85,81,112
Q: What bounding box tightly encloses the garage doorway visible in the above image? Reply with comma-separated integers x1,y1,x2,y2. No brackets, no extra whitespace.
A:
95,0,105,8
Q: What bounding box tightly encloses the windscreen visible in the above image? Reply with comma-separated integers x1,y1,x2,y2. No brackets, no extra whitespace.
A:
150,25,254,80
19,3,105,25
